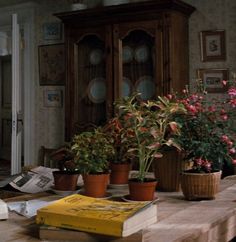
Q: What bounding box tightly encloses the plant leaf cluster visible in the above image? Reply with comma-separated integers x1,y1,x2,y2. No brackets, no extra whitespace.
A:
71,127,115,174
115,92,186,181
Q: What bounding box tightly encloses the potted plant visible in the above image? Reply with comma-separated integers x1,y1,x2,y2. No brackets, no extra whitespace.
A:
50,146,80,191
70,127,115,198
102,117,132,185
173,80,236,200
115,93,186,201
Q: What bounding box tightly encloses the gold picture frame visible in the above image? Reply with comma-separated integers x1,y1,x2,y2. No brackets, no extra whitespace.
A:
43,22,62,40
197,68,229,93
44,89,63,107
200,30,226,62
39,44,65,86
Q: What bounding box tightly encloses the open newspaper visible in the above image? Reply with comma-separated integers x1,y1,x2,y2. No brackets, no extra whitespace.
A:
9,166,58,194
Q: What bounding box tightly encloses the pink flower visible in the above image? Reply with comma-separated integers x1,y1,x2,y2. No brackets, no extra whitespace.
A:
229,148,236,154
195,158,203,165
232,159,236,165
204,162,212,171
229,99,236,107
208,106,216,112
222,80,227,86
167,94,173,100
221,114,228,121
220,109,226,114
190,94,198,101
221,135,229,143
227,141,233,147
187,104,197,114
228,87,236,97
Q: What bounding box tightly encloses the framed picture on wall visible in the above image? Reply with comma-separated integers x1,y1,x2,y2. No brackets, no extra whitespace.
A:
197,68,229,93
39,44,65,86
200,30,226,62
44,89,63,107
43,22,62,40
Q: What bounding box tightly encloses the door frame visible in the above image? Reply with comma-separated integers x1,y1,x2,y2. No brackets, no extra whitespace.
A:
0,2,36,166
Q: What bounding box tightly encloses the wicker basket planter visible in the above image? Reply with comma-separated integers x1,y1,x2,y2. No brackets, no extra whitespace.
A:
180,170,222,200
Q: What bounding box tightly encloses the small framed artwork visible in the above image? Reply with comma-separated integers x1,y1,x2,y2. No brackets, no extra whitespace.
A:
197,68,229,93
200,30,226,62
39,44,65,86
43,22,62,40
44,89,63,107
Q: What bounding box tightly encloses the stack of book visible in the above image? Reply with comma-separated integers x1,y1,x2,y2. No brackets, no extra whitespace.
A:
36,194,157,240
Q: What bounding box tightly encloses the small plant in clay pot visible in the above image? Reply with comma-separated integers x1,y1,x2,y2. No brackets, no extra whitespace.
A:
102,117,132,185
115,92,186,200
70,127,115,198
50,147,80,191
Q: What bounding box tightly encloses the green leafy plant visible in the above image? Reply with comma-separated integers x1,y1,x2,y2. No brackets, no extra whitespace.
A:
115,92,186,182
102,117,131,164
70,127,115,174
49,145,78,173
172,78,236,173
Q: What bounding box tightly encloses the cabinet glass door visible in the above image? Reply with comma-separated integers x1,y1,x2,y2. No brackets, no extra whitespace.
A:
121,30,155,100
113,21,162,102
75,34,106,133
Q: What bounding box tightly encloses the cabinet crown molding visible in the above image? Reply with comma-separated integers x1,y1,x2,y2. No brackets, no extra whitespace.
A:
55,0,195,27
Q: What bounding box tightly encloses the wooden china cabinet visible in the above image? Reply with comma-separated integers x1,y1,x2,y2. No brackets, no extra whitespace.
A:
55,0,195,141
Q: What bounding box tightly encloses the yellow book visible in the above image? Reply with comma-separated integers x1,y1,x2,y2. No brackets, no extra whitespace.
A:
36,194,157,237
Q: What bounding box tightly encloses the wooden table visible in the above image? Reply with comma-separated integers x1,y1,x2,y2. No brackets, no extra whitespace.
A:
1,177,236,242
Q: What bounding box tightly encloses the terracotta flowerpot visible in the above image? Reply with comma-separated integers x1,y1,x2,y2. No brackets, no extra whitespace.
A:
110,163,131,184
53,171,79,191
180,170,222,200
83,173,109,198
128,178,157,201
153,149,191,192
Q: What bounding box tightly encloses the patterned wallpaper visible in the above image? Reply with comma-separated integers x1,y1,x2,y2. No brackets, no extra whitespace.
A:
185,0,236,88
34,0,69,162
22,0,236,163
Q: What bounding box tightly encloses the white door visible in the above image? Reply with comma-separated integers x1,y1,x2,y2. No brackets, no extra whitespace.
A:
11,14,22,175
0,3,35,174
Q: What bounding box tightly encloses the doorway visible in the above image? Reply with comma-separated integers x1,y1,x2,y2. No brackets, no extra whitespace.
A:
0,2,36,176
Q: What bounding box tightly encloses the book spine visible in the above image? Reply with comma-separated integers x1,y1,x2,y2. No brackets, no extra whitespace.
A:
36,211,123,237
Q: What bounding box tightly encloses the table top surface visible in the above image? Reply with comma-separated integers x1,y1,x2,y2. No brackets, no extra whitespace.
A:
1,176,236,242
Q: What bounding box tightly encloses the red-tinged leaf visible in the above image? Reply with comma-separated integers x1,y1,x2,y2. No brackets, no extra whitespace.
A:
153,153,163,158
147,142,161,150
